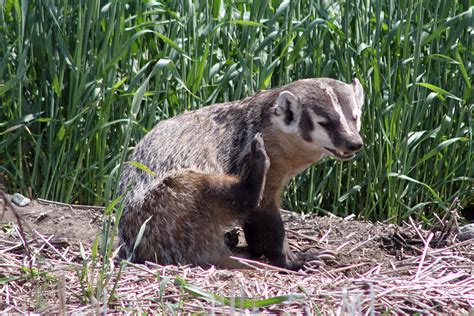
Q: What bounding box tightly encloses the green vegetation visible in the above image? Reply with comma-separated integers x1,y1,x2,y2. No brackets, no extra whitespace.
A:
1,0,472,222
175,277,305,309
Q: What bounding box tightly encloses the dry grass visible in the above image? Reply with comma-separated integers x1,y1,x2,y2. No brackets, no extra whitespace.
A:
1,197,473,314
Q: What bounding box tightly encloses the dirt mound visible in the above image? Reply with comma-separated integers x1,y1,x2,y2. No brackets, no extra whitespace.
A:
1,196,473,314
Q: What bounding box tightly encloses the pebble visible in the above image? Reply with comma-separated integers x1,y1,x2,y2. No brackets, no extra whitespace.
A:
11,193,31,207
458,224,474,241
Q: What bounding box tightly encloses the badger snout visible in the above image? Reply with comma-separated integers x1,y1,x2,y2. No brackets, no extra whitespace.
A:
324,134,363,161
344,138,363,152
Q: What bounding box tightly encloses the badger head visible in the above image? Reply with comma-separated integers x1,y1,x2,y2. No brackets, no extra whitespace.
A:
270,78,364,161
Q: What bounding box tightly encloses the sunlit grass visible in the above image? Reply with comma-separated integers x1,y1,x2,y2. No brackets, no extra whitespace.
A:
0,0,472,222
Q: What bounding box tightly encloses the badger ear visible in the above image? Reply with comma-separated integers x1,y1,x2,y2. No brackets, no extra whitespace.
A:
271,91,301,134
352,78,364,109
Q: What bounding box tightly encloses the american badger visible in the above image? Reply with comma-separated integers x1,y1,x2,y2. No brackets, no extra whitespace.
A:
118,78,364,270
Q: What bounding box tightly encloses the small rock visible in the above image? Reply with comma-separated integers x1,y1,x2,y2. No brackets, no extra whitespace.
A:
458,224,474,241
11,193,31,207
344,214,356,221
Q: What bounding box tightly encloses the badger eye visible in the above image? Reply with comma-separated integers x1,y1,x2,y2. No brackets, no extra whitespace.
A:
318,121,331,128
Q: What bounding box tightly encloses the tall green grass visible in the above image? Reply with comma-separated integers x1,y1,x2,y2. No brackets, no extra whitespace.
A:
0,0,472,222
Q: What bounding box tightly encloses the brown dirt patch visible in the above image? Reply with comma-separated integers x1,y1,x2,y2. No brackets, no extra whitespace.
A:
1,198,103,246
1,195,473,314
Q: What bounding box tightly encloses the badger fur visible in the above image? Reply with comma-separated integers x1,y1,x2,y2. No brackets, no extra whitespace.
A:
118,77,364,270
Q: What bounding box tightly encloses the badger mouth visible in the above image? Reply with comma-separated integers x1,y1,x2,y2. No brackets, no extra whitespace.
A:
324,147,357,161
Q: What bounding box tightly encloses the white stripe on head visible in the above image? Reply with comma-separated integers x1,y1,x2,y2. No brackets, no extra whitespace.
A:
319,83,353,136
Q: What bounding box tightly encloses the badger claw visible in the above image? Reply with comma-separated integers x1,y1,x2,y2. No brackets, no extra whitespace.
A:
288,249,337,271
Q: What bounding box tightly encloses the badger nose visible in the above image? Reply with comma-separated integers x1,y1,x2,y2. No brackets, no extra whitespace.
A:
346,140,363,152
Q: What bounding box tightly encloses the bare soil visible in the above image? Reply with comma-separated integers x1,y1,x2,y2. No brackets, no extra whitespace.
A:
1,196,473,314
1,198,104,246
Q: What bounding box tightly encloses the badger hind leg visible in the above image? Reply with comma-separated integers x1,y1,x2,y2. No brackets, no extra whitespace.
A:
240,133,271,208
118,173,234,266
223,133,270,251
119,133,270,268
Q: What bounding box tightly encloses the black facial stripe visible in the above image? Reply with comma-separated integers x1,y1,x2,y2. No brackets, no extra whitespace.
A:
326,121,344,147
299,108,314,142
284,100,294,125
304,95,350,147
332,91,358,124
307,107,333,127
309,106,330,119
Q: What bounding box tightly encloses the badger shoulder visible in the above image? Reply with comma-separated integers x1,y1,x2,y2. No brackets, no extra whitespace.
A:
119,97,264,199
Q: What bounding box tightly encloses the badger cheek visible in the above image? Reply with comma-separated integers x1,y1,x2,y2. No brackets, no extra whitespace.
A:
311,128,332,149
